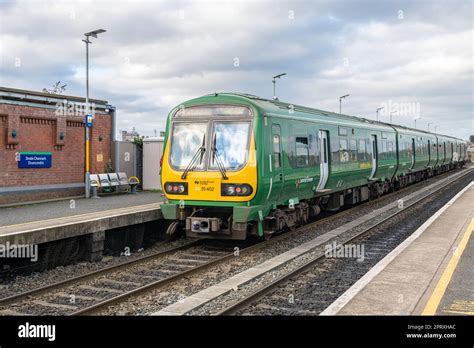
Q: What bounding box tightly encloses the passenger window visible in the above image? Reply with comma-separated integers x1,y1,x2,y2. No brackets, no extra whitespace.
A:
387,141,393,154
381,140,387,160
349,139,357,161
273,134,281,168
406,142,412,157
295,137,309,167
339,139,349,163
358,139,367,161
309,134,319,166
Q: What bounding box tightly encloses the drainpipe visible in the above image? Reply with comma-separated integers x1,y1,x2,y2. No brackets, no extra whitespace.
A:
107,105,119,172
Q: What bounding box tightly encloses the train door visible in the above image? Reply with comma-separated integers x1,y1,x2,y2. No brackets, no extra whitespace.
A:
411,138,416,169
442,142,446,164
316,130,329,190
269,124,283,201
369,135,377,179
427,140,431,166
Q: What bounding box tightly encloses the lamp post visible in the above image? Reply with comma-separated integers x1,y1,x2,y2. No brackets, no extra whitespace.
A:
272,73,286,100
83,29,106,198
427,122,432,132
390,110,396,124
339,94,349,114
376,106,384,121
414,116,420,129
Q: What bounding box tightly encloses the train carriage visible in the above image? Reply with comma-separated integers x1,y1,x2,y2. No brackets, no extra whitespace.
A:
160,93,467,240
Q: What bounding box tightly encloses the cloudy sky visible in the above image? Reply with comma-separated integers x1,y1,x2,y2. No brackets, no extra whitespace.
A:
0,0,472,140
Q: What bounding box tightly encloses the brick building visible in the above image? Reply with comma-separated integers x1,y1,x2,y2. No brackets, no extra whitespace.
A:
0,86,115,205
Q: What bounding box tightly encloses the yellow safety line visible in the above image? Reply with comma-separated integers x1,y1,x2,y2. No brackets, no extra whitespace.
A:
0,203,160,230
422,218,474,315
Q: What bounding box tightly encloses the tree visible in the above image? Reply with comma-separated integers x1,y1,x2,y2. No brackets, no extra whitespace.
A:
132,135,143,148
43,81,67,94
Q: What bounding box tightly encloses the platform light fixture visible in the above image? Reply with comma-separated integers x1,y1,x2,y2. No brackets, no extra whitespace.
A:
83,28,106,199
376,106,384,121
390,110,396,124
272,73,286,100
414,116,421,129
339,94,349,114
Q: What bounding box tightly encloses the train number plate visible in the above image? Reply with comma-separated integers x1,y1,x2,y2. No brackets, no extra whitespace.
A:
194,180,215,192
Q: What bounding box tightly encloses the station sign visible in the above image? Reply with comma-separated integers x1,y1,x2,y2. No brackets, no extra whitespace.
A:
18,152,52,169
85,114,93,127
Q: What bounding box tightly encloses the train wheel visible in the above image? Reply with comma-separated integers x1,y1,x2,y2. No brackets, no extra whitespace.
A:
164,221,181,242
263,231,274,240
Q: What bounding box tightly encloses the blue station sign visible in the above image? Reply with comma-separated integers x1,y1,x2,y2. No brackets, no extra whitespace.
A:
18,152,52,168
85,114,93,127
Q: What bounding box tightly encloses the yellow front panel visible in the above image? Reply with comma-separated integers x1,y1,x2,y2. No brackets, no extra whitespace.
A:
161,133,258,202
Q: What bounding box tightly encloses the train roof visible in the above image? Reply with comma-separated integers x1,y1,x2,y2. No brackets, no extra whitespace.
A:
179,92,465,142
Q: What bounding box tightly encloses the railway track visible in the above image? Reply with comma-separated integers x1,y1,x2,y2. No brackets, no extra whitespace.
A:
214,169,473,315
0,168,470,315
0,240,237,315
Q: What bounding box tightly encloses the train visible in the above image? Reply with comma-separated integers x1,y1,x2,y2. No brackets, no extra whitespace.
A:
160,93,468,240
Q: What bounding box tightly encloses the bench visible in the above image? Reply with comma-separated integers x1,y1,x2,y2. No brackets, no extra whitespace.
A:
89,173,140,198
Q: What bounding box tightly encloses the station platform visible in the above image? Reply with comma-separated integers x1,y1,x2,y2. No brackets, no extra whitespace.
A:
0,192,163,245
322,181,474,316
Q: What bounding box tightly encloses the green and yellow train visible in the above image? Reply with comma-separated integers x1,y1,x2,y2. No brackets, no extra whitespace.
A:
160,93,468,240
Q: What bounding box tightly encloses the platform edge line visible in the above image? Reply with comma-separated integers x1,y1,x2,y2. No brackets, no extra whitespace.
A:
320,180,474,316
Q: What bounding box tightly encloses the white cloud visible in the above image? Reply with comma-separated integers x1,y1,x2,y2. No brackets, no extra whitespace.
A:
0,0,472,140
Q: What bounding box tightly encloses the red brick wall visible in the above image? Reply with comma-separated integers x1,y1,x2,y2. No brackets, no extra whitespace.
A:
0,103,112,202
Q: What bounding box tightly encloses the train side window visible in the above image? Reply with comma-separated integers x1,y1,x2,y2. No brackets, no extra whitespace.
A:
339,139,349,163
295,137,309,167
387,141,394,156
358,139,367,161
349,139,357,161
381,140,387,160
273,134,281,168
309,134,319,166
406,142,412,157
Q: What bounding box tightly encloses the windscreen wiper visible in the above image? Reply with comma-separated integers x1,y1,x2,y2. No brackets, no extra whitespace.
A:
212,133,228,180
181,135,206,179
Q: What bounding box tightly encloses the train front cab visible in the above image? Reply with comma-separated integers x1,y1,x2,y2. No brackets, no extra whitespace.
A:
160,103,261,240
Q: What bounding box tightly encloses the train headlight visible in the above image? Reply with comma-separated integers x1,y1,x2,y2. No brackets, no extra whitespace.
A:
225,185,235,195
164,182,188,195
221,183,253,196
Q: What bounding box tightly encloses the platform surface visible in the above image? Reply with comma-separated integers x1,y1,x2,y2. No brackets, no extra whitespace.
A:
323,181,474,316
0,192,163,245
